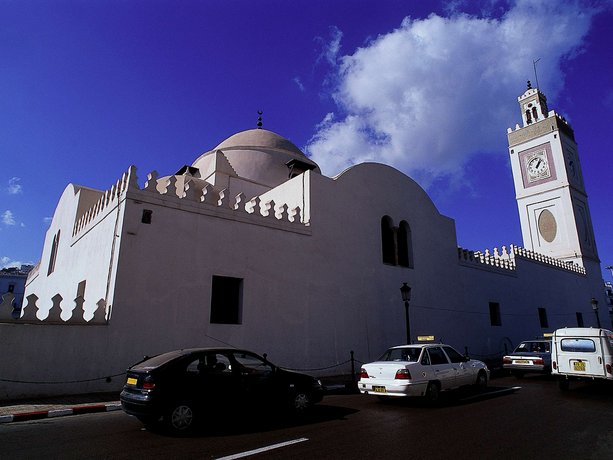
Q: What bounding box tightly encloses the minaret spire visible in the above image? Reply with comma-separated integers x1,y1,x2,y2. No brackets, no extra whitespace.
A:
257,110,263,129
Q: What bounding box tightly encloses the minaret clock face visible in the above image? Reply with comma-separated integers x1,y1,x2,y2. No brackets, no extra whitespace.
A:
518,143,556,188
525,150,551,182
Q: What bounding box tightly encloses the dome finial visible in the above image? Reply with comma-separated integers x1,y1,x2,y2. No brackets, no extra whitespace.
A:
257,110,263,129
527,80,532,89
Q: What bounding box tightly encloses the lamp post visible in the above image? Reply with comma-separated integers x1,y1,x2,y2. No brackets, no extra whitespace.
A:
400,283,412,344
591,297,601,328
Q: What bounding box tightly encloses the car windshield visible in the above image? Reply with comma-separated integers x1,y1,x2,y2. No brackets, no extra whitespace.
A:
514,341,549,353
378,347,421,362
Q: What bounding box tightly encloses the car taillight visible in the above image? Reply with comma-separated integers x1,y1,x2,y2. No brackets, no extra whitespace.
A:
394,369,411,380
607,364,612,374
359,368,369,379
534,358,544,365
142,376,155,390
552,361,557,370
502,357,511,364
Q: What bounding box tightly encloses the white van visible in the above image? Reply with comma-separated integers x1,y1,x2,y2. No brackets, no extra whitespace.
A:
551,327,613,390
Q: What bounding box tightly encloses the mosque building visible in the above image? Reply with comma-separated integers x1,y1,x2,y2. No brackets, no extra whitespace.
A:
0,84,607,399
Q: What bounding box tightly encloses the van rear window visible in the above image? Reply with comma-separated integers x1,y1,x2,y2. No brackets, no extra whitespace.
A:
560,338,596,353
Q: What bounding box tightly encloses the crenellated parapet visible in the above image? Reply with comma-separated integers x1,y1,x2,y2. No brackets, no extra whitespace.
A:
458,246,516,272
72,166,138,237
0,292,109,325
510,244,586,274
458,244,586,275
72,166,306,240
507,110,575,146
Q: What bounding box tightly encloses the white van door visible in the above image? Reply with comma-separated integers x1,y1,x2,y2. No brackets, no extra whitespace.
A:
557,337,606,377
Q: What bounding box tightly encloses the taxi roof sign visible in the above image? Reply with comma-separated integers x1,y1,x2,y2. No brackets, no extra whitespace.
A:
417,335,435,342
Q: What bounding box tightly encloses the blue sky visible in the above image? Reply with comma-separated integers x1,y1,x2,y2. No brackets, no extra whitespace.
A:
1,0,612,281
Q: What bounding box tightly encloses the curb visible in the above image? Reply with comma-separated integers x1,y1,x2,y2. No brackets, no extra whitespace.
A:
0,403,122,424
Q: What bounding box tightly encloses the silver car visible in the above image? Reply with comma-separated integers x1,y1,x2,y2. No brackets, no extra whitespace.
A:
502,340,551,378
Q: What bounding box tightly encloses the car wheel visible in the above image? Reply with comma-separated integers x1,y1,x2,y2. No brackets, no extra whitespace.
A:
166,402,196,432
475,371,488,390
425,382,440,403
291,391,312,413
558,379,569,391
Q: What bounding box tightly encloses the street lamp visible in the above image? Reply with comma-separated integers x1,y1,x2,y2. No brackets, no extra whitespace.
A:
400,283,412,344
591,297,601,328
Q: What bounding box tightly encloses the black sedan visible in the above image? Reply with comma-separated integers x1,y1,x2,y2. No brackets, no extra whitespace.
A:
120,348,324,432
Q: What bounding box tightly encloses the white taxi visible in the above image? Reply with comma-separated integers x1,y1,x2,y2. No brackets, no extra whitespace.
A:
358,343,489,402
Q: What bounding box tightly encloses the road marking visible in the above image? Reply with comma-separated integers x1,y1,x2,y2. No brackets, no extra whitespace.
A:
216,438,309,460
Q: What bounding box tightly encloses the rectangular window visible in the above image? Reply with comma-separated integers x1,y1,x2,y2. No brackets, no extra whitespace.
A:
210,275,242,324
141,209,153,224
8,284,15,293
576,312,584,327
538,307,549,328
561,338,595,353
489,302,501,326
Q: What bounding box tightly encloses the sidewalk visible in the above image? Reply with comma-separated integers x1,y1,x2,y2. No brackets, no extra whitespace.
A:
0,392,121,424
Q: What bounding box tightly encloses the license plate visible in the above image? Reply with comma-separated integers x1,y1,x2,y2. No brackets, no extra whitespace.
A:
573,361,586,372
515,359,530,364
373,386,386,393
127,377,138,385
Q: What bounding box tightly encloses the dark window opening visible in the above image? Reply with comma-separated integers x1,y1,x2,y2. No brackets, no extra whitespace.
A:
47,230,60,276
381,216,414,268
532,106,538,121
381,216,396,265
489,302,501,326
8,284,15,293
210,276,242,324
142,209,153,224
77,280,87,298
538,307,549,328
397,220,413,268
576,312,584,327
525,110,532,124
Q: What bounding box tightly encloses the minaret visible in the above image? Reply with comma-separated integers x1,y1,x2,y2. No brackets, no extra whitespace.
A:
507,81,599,268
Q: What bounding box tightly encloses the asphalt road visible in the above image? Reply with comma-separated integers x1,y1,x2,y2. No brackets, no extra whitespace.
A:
1,375,612,459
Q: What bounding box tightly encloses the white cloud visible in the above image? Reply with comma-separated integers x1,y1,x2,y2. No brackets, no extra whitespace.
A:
293,76,305,92
306,0,600,187
0,256,31,269
315,26,343,67
7,177,22,194
2,210,16,226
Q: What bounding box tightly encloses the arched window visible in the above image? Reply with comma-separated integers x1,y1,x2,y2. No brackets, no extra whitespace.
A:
532,106,538,121
381,216,395,265
525,110,532,124
397,220,413,268
47,230,60,276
